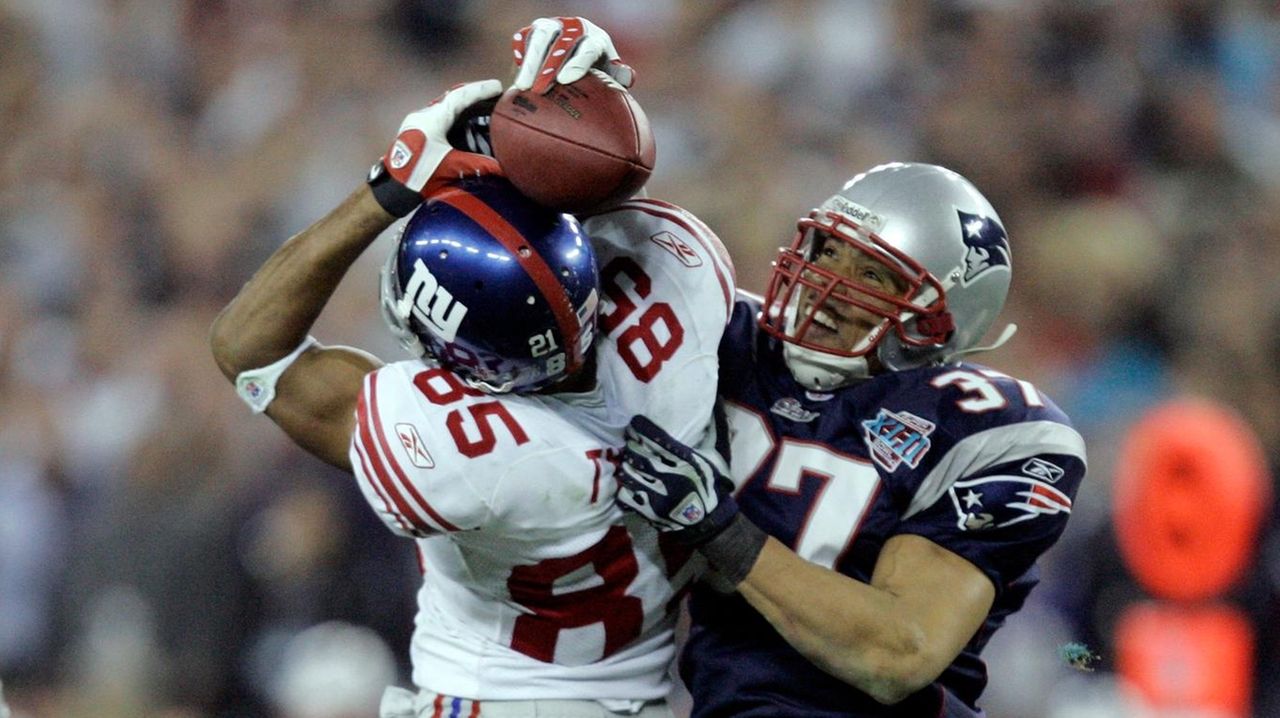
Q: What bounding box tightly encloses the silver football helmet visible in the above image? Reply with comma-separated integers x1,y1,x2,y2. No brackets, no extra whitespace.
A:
760,162,1015,390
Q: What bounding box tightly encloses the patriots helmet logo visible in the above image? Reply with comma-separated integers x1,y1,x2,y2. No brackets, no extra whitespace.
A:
957,210,1010,284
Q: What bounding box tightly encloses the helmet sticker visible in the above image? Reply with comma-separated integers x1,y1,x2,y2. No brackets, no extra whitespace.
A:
958,210,1010,285
821,195,885,233
400,258,469,342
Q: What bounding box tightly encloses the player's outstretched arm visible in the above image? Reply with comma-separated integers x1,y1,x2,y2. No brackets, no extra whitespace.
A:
211,80,504,469
616,416,995,705
209,185,391,469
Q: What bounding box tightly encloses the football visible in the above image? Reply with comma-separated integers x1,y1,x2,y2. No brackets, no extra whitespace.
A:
490,69,655,215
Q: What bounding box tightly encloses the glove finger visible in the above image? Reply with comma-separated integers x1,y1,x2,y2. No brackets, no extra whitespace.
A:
616,485,650,515
513,18,560,90
607,60,635,88
556,34,609,85
532,17,586,93
444,79,503,116
623,428,674,468
617,488,681,531
511,24,533,67
619,456,670,496
627,416,694,467
617,485,658,518
628,415,681,449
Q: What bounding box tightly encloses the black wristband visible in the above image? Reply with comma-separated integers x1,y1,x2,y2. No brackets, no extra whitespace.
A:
367,161,423,218
699,513,768,588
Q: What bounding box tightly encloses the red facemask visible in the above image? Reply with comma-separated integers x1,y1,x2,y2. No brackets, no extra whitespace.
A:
758,209,954,357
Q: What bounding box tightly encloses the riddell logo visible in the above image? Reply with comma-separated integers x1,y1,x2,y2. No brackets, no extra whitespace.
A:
650,231,702,267
389,140,413,169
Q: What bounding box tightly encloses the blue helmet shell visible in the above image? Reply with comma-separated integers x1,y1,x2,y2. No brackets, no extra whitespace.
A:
381,176,599,392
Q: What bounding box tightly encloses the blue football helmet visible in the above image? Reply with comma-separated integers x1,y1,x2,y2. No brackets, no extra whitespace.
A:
380,176,600,393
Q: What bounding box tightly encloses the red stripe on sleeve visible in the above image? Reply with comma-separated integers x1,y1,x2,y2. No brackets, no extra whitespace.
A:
351,433,413,535
367,372,462,532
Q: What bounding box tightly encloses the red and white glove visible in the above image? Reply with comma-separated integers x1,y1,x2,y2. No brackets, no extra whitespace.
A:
367,80,504,218
511,17,635,94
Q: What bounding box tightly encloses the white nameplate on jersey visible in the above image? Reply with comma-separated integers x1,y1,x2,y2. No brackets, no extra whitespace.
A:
649,231,702,267
822,196,885,233
395,423,435,469
399,258,468,342
947,476,1073,531
770,397,818,423
861,408,935,472
1021,457,1064,483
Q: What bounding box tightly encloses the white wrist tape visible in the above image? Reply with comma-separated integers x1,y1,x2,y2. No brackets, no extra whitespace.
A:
235,336,318,414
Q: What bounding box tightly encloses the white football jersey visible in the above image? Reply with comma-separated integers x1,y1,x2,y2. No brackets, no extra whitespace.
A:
349,199,735,702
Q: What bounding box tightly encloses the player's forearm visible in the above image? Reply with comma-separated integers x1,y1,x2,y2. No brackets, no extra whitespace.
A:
735,539,936,705
210,184,394,377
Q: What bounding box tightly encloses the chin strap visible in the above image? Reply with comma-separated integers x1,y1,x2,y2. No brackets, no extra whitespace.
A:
946,323,1018,360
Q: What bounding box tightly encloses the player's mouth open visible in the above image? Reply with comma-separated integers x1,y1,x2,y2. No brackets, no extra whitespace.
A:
803,302,843,335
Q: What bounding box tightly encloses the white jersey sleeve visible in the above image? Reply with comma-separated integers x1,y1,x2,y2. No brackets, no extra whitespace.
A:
349,363,491,537
583,199,736,444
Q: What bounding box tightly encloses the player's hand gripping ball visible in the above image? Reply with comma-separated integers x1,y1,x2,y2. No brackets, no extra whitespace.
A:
499,17,651,215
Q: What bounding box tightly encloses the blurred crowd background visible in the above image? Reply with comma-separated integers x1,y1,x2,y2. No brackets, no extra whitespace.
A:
3,0,1280,716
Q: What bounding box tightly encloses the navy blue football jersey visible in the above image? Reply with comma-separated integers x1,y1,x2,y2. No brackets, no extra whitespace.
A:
681,295,1086,717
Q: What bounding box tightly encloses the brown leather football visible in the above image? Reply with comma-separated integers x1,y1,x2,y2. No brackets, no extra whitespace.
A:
491,70,655,215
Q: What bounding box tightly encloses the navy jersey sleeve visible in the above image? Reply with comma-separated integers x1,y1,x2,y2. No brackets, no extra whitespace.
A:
889,368,1087,596
899,444,1084,595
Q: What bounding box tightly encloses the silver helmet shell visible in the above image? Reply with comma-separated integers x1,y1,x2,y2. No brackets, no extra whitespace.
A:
760,162,1012,390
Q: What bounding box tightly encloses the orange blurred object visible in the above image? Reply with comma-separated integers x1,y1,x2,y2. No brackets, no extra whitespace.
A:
1115,601,1253,717
1112,398,1270,602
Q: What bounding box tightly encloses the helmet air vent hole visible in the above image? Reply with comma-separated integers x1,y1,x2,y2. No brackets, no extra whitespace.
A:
518,246,531,258
526,295,536,305
474,281,484,291
560,267,571,277
439,250,448,259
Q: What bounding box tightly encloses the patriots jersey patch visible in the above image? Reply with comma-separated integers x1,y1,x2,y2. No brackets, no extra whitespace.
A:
861,408,934,472
948,476,1072,531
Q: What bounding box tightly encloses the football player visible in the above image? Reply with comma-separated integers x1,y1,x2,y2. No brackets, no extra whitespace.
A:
209,77,735,717
515,19,1085,716
618,164,1087,716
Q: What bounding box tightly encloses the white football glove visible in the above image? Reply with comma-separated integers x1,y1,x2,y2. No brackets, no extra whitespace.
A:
511,16,635,94
367,80,504,217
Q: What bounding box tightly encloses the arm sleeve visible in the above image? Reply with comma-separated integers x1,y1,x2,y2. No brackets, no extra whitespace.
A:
348,367,490,538
897,451,1085,596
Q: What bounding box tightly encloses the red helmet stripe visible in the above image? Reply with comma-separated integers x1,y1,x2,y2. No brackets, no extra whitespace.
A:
436,191,582,372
